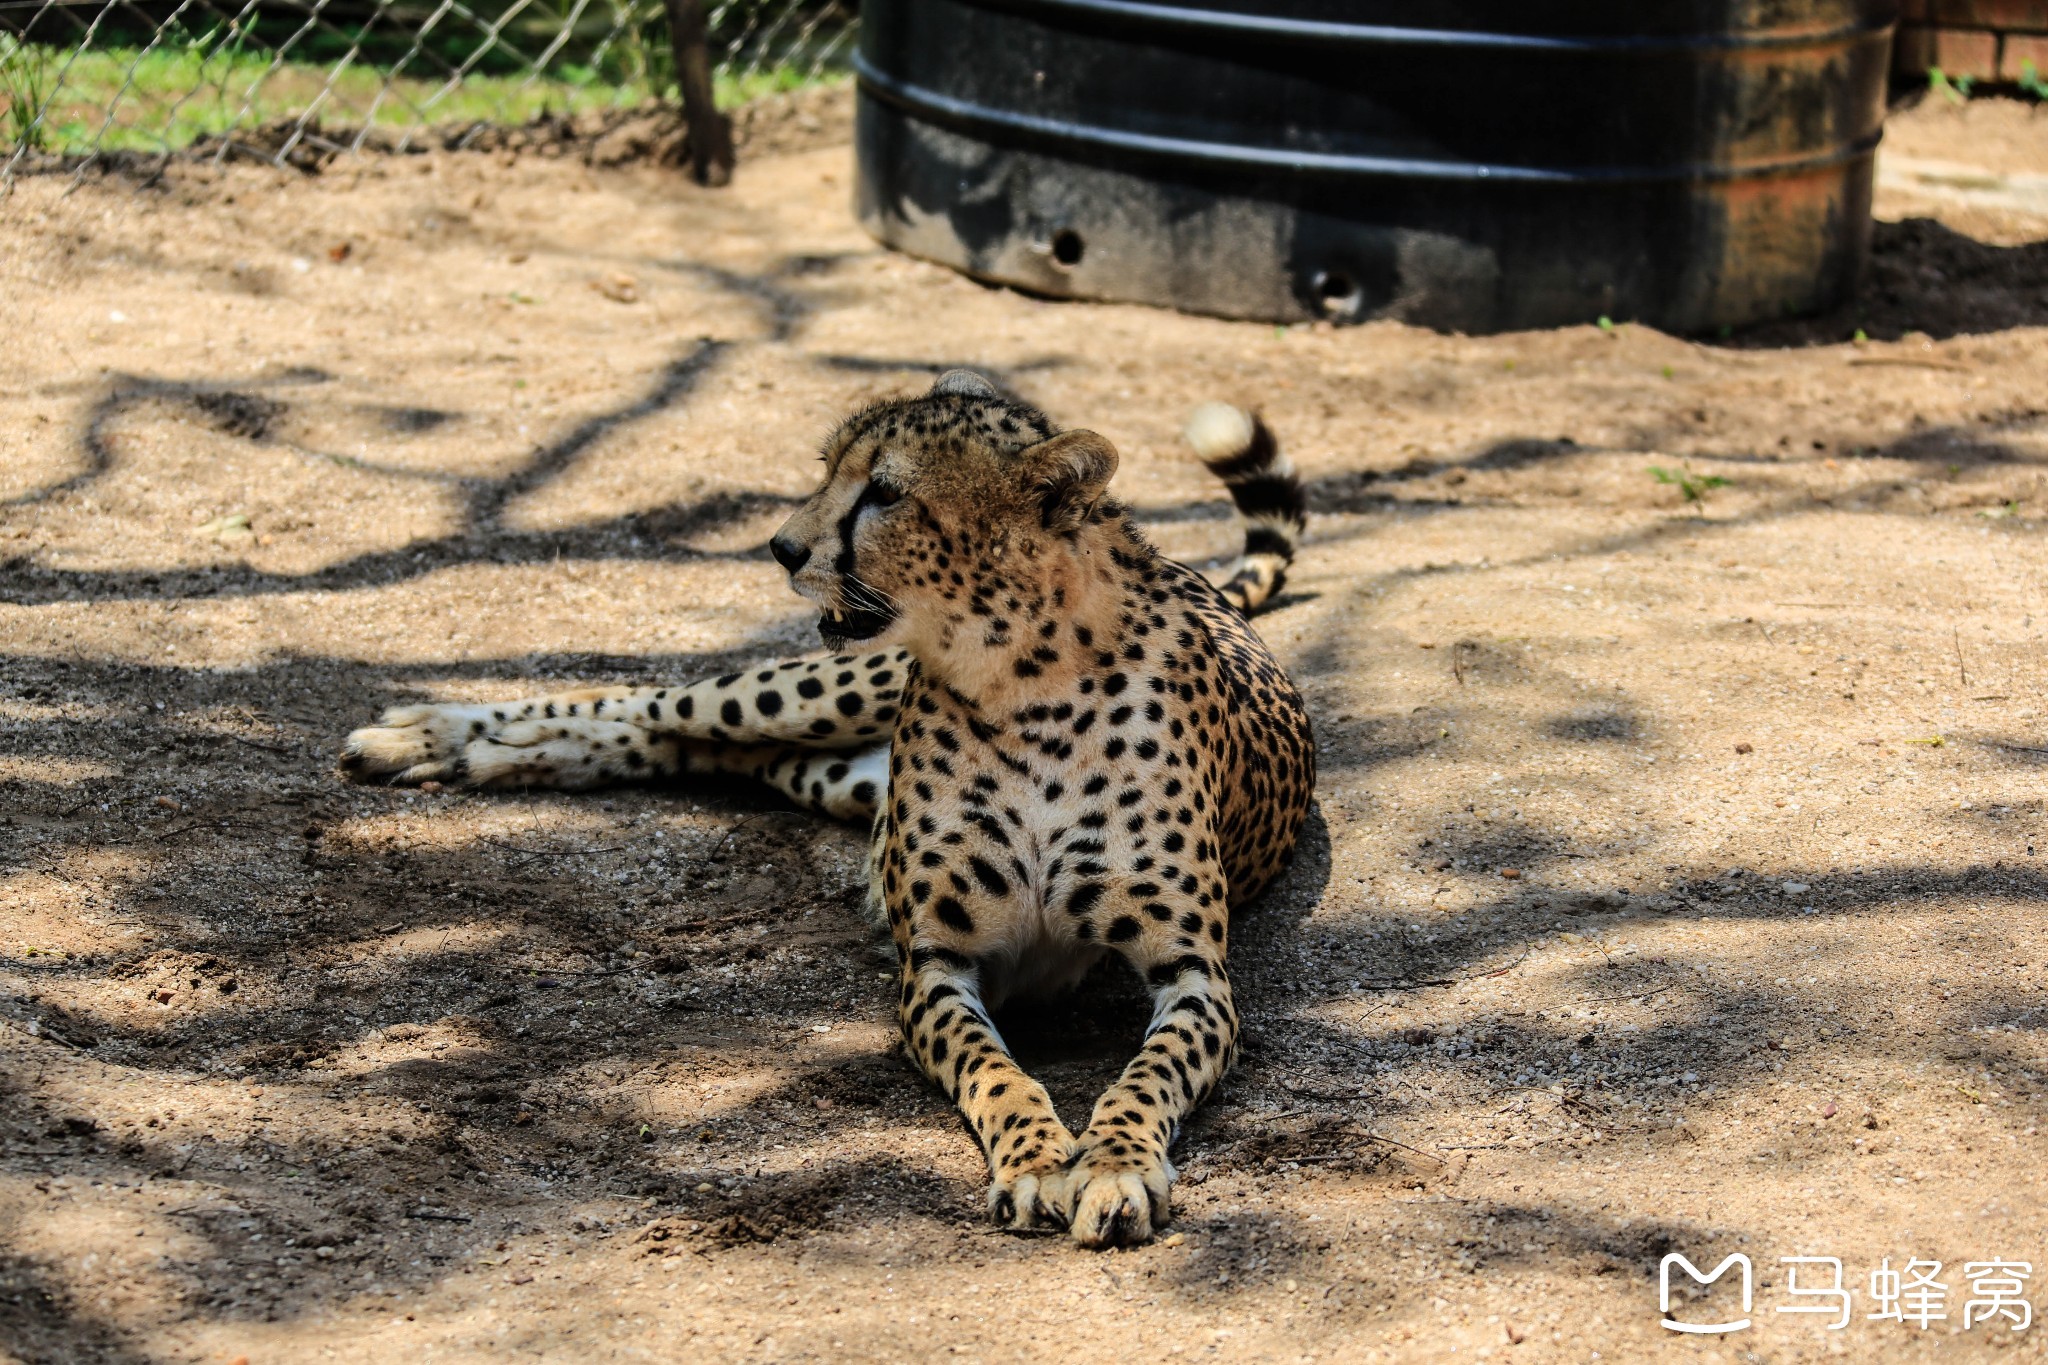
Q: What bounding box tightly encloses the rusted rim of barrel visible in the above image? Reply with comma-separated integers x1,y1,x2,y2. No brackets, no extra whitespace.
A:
855,58,1886,186
960,0,1897,54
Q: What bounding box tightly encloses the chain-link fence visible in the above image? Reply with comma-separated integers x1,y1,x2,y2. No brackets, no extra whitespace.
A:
1,0,855,179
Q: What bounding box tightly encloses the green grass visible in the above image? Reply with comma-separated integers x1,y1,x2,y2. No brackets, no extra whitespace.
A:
2,34,841,157
1648,465,1730,504
2,34,57,151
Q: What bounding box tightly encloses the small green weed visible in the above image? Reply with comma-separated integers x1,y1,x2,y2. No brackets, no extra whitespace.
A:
2019,60,2048,102
1929,66,1975,104
1648,465,1730,503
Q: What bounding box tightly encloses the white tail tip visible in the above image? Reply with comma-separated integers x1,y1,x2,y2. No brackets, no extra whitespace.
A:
1183,402,1255,463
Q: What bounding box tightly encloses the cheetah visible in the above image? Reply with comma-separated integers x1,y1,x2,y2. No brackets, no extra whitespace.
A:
340,371,1315,1246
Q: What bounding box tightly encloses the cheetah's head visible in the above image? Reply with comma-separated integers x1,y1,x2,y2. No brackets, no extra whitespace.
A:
771,371,1122,655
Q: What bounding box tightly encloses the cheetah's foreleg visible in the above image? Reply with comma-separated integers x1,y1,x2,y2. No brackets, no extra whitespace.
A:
1045,927,1239,1248
896,953,1080,1231
340,650,910,790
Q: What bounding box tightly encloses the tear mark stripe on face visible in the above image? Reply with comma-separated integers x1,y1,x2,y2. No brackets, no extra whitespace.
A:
831,484,866,580
817,479,902,646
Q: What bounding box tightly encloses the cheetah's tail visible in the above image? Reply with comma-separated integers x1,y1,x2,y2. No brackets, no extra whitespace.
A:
1182,402,1306,615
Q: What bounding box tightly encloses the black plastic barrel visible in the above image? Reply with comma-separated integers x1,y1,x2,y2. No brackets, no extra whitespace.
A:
852,2,1897,333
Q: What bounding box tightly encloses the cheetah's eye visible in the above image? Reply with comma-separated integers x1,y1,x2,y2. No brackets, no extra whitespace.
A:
864,479,904,509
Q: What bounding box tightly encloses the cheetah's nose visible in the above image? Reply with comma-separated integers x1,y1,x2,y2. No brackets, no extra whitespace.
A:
769,535,811,574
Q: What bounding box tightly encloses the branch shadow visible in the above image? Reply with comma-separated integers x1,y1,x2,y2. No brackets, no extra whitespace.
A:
0,336,823,608
3,250,885,608
0,1246,153,1365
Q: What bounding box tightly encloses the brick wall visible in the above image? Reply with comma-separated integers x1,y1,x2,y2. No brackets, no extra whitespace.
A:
1896,0,2048,80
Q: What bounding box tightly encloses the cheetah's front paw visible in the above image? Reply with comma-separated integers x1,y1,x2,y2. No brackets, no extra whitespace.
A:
986,1134,1079,1232
340,704,487,784
1045,1141,1175,1248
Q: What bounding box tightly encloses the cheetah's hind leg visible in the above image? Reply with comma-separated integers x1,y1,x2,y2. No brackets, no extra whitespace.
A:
677,741,888,823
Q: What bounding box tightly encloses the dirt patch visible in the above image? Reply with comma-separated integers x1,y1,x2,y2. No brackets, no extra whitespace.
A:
2,93,2046,1364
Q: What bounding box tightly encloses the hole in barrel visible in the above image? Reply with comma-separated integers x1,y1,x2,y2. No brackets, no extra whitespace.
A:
1050,229,1085,268
1314,270,1361,317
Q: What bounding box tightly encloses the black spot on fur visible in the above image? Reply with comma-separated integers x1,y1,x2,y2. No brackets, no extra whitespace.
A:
935,896,975,933
967,856,1010,897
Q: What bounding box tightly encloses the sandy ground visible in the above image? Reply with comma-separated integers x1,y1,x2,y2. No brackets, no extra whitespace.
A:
3,89,2048,1364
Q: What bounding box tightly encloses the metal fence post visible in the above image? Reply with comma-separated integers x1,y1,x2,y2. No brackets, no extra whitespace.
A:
665,0,736,185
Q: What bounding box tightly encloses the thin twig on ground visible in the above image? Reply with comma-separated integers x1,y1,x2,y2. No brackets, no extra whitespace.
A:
1846,357,1972,372
479,836,627,860
706,809,809,864
1575,985,1672,1005
1346,1129,1447,1166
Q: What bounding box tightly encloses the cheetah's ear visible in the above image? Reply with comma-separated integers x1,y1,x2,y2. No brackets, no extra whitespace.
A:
929,369,998,399
1023,429,1118,534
